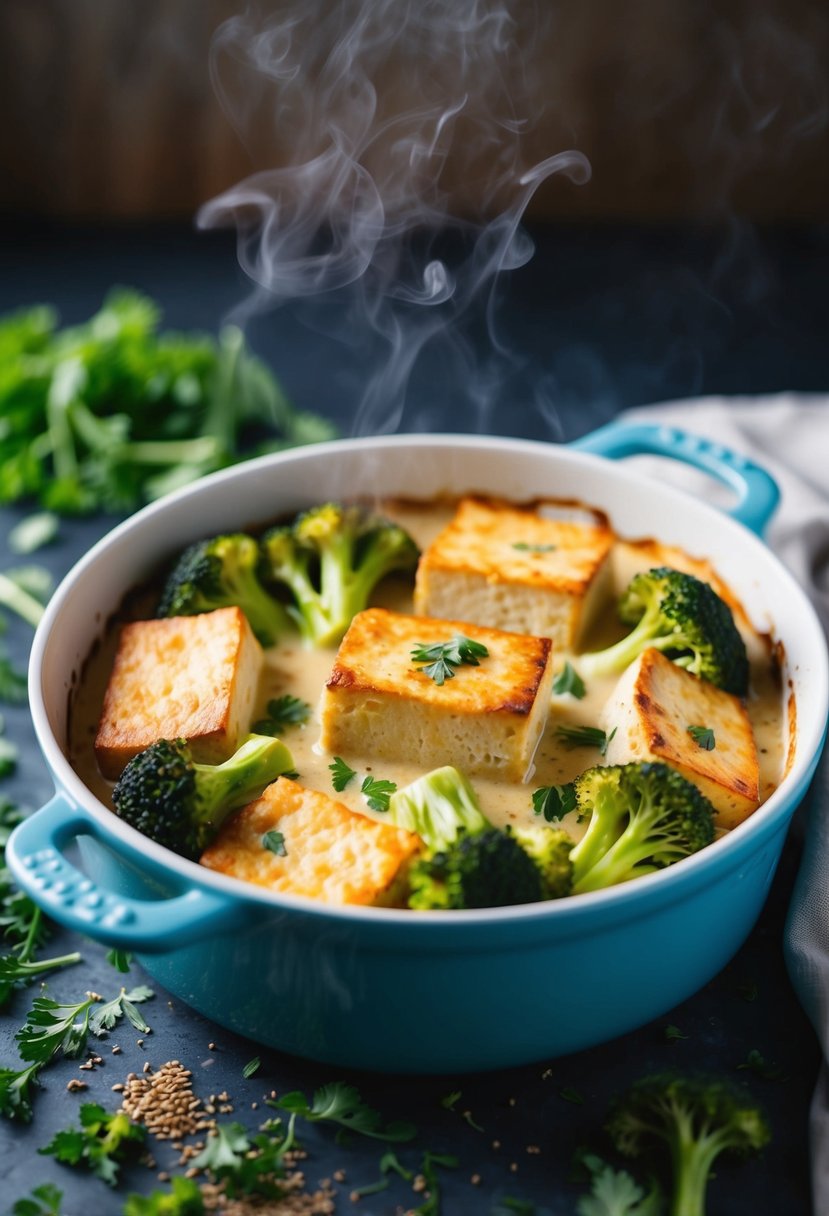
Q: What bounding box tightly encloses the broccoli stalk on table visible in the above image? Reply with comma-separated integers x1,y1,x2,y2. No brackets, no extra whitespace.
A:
607,1074,770,1216
577,567,749,696
260,503,419,648
569,763,715,896
387,766,545,909
112,734,294,860
157,533,292,646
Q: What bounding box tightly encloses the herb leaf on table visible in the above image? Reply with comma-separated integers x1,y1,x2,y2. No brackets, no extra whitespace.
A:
273,1081,417,1142
39,1102,147,1186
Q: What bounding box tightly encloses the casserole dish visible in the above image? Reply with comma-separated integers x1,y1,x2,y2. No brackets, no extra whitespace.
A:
7,423,829,1074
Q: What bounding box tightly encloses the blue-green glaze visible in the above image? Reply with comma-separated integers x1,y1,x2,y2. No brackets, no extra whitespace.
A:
6,425,825,1074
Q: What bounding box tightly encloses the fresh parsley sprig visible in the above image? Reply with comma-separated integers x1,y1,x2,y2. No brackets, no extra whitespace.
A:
39,1103,147,1186
329,756,357,791
411,634,489,686
532,783,578,822
361,776,397,813
191,1115,298,1199
252,695,311,736
88,985,154,1036
0,950,82,1010
272,1081,417,1142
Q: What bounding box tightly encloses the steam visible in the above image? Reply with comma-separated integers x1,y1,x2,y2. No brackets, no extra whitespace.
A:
197,1,590,434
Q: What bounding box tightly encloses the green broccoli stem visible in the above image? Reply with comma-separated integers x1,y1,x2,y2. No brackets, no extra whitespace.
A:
194,735,294,827
570,786,628,888
231,576,294,647
577,608,664,679
572,794,669,893
669,1119,733,1216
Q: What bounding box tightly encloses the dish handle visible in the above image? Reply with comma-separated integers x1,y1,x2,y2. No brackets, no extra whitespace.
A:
570,422,780,536
6,793,246,952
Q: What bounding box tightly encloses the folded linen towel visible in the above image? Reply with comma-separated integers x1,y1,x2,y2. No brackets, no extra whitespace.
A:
621,393,829,1212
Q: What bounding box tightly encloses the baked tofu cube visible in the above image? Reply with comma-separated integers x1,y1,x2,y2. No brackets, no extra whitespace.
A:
319,607,555,782
413,496,613,648
94,606,263,780
199,777,420,906
601,647,760,829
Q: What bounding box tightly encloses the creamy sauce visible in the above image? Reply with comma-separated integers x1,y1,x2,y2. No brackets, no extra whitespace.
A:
68,499,785,852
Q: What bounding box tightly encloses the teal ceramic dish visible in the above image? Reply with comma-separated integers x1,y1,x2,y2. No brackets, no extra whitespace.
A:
8,424,828,1074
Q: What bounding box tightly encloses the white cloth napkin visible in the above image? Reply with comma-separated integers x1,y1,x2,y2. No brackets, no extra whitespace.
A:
621,393,829,1212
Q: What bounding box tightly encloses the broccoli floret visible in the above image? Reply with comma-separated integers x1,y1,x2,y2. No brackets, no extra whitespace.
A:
607,1074,770,1216
386,765,490,849
570,762,715,895
260,503,419,647
578,567,749,696
408,828,545,910
512,825,573,899
157,533,292,646
387,766,545,909
112,734,294,860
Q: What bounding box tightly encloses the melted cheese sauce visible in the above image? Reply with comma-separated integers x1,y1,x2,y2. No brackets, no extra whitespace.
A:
68,499,785,851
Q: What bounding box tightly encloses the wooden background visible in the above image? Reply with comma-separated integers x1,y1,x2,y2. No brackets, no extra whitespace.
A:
1,0,828,223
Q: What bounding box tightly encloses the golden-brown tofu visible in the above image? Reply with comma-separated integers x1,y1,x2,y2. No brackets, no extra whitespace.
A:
199,777,420,906
94,607,263,779
601,647,760,829
319,607,555,782
413,496,613,648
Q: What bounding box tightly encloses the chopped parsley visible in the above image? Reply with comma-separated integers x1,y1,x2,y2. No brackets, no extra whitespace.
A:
329,756,357,791
511,542,556,554
687,724,716,750
411,634,489,686
532,783,578,822
361,776,397,813
262,830,287,857
552,660,586,699
252,695,311,736
243,1056,261,1079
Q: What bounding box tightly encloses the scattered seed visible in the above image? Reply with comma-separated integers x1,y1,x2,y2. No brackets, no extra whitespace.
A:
471,1174,482,1185
111,1046,122,1055
510,1162,519,1173
66,1079,88,1093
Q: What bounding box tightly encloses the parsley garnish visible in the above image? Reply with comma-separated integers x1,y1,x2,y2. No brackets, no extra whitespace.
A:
511,542,556,553
552,660,586,699
664,1024,689,1042
252,695,311,736
105,948,132,974
10,1182,64,1216
411,634,489,686
121,1177,203,1216
687,724,716,750
532,783,578,822
361,775,397,812
272,1081,417,1142
39,1102,146,1186
88,985,154,1036
262,830,287,857
330,756,357,791
243,1056,261,1079
556,724,616,756
0,951,82,1010
191,1116,298,1198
